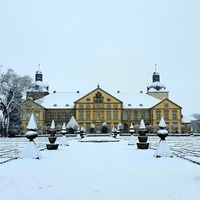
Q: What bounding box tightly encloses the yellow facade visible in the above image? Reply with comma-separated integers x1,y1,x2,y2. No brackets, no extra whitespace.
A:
150,99,182,132
74,87,123,132
22,100,46,134
22,88,182,134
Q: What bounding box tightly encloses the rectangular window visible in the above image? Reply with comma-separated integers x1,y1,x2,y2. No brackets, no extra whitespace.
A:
114,112,118,120
97,113,101,120
156,112,161,120
86,112,90,120
47,112,52,121
62,112,67,121
54,112,60,120
164,112,169,120
172,111,177,120
79,113,84,120
86,104,90,109
114,104,118,109
137,111,142,120
107,112,111,120
79,104,84,109
144,111,149,120
35,113,39,121
70,112,74,117
130,111,135,120
122,111,128,120
107,104,111,109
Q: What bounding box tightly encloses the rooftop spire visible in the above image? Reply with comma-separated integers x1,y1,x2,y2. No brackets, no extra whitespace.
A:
38,63,41,71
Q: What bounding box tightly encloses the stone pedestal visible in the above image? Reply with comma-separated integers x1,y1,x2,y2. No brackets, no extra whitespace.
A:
46,143,59,150
137,129,149,149
20,114,42,159
154,129,173,158
46,130,59,150
128,127,136,145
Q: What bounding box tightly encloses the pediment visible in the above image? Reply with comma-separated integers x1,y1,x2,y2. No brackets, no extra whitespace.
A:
75,87,122,104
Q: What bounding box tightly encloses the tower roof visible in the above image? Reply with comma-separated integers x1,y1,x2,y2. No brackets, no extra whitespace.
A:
147,66,167,92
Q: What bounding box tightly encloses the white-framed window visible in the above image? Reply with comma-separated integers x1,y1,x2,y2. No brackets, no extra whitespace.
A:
54,112,60,120
137,111,142,120
130,111,135,120
62,112,67,121
122,111,128,120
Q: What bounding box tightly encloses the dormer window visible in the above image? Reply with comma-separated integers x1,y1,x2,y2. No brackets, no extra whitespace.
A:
139,104,143,107
53,104,57,107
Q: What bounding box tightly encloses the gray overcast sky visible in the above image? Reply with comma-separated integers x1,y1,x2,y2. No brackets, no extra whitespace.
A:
0,0,200,116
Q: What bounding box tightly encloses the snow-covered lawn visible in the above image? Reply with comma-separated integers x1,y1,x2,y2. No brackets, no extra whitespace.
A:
0,135,200,200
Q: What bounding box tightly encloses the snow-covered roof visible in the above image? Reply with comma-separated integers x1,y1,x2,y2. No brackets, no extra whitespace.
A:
40,92,81,109
114,91,160,109
147,81,167,92
28,81,49,92
37,89,161,109
182,115,197,123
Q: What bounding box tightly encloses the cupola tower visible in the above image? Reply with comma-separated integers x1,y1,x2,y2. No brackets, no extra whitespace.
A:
147,64,169,100
26,64,49,100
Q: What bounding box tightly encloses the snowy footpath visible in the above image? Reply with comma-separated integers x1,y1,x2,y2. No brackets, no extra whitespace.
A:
0,139,200,200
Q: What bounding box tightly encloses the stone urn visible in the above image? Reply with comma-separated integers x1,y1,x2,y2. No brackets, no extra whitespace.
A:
128,123,135,145
154,117,173,158
112,127,117,138
59,122,69,146
20,114,42,159
26,129,38,141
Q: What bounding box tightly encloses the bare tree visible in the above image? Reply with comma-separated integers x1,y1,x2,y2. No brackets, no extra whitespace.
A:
192,113,200,120
0,67,32,136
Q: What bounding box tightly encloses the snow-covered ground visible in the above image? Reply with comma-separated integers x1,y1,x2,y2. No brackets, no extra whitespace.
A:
0,135,200,200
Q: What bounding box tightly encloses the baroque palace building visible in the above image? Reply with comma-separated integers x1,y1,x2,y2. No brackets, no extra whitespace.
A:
22,69,182,133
